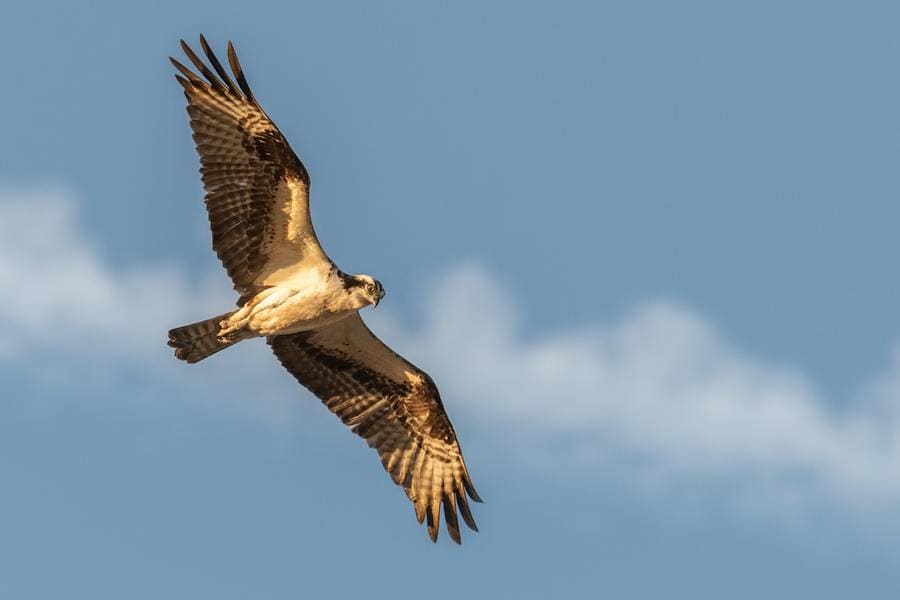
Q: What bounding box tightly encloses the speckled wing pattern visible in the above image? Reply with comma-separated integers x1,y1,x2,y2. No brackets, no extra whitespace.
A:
269,313,482,543
171,37,330,300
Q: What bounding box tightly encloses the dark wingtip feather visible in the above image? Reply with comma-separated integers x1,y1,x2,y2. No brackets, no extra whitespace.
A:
426,506,440,543
448,529,461,544
180,38,225,93
199,34,238,94
463,476,483,503
443,495,462,544
227,40,255,102
456,488,479,532
414,499,426,524
170,57,204,85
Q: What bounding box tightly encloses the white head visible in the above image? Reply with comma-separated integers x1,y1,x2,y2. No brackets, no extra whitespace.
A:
340,273,386,309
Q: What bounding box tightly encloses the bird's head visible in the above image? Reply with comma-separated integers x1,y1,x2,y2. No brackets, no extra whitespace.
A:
342,273,386,309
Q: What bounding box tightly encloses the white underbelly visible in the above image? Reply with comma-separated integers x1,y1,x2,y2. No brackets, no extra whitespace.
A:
273,308,354,335
244,286,350,336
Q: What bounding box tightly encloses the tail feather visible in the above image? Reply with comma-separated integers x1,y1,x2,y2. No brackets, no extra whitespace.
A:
168,312,236,363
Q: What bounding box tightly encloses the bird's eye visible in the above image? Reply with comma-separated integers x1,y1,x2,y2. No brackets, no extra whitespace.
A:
365,283,375,293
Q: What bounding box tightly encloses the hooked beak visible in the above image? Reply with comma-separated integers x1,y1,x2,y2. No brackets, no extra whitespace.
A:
373,289,385,308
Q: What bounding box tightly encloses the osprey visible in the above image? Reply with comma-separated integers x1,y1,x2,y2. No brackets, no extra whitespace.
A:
167,37,480,543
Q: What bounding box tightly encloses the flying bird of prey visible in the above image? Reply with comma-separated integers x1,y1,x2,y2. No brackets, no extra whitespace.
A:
166,37,480,543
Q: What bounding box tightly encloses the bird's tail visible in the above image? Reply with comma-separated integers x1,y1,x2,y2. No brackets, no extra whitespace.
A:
167,312,238,363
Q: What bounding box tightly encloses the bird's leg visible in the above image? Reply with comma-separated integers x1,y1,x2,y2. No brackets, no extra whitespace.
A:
218,288,282,341
217,310,249,342
217,291,262,341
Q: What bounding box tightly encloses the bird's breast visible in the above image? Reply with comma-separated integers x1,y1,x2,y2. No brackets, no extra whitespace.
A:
245,276,353,336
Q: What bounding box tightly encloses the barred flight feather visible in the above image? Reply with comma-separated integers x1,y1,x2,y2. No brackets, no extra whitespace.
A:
170,37,327,299
269,313,481,543
171,36,480,544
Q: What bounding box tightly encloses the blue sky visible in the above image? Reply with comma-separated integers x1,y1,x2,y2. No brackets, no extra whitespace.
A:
3,0,900,597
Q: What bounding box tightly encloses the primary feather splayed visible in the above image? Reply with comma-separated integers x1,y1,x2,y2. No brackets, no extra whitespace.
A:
167,36,481,543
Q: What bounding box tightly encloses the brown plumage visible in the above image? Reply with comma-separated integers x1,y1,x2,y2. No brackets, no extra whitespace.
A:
167,37,481,543
270,314,481,543
170,36,327,301
168,312,236,363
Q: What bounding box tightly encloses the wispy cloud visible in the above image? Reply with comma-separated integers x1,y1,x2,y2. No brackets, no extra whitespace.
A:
0,187,225,352
0,187,292,423
4,186,900,524
375,267,900,522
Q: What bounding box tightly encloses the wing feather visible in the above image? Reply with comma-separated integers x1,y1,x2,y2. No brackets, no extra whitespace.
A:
269,313,481,543
227,41,256,102
199,34,239,95
172,37,329,298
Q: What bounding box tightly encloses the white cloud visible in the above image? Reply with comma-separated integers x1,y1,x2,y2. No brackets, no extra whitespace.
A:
0,188,228,342
371,265,900,523
4,187,900,523
0,187,296,425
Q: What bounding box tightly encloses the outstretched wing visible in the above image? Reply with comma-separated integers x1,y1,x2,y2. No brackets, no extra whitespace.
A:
269,313,482,544
171,36,330,299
